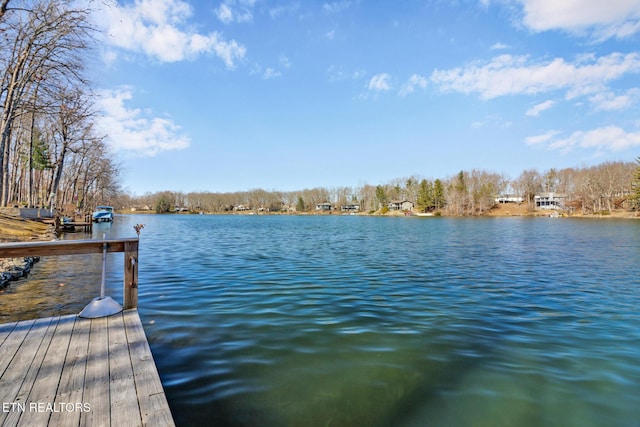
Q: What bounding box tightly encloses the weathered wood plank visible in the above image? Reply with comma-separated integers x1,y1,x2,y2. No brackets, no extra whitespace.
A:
0,238,138,258
108,312,142,427
16,316,74,427
0,311,174,427
49,316,91,427
80,317,110,427
0,317,57,426
0,320,18,348
124,310,176,427
0,320,33,378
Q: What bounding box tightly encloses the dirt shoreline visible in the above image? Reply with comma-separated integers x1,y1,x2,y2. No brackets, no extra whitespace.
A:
482,203,638,219
0,214,55,242
0,214,53,289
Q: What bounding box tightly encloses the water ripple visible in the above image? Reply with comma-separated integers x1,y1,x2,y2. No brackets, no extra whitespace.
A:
9,215,639,427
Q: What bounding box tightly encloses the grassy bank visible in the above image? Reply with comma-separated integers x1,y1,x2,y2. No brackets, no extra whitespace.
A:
0,214,54,242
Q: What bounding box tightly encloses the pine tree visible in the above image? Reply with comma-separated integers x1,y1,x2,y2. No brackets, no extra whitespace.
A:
417,179,434,212
32,131,52,171
433,179,445,210
155,194,172,213
375,185,388,207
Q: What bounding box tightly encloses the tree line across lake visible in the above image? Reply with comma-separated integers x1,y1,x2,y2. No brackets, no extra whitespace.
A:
120,159,640,216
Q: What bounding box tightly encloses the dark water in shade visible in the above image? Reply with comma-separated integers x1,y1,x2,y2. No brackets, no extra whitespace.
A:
3,214,640,426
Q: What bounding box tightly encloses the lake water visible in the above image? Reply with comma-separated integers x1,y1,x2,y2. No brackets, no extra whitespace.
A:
3,214,640,426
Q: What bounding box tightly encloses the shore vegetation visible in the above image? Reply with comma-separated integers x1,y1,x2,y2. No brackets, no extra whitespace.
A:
120,160,640,218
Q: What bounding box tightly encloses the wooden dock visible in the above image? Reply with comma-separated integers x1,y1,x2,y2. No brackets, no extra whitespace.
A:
57,221,93,233
0,238,175,427
0,310,174,427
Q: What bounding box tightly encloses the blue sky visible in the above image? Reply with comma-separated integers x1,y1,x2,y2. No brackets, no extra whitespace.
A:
89,0,640,195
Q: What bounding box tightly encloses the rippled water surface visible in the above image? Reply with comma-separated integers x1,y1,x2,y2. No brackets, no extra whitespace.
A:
4,214,640,426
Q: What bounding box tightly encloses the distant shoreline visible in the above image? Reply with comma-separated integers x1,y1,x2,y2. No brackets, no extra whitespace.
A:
117,207,639,220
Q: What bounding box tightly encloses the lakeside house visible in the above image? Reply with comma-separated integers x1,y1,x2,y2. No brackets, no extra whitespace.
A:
316,202,333,211
495,195,524,204
388,200,414,211
341,204,360,213
130,205,152,211
535,192,567,210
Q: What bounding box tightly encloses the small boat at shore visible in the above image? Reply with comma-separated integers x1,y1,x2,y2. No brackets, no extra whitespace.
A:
92,206,114,222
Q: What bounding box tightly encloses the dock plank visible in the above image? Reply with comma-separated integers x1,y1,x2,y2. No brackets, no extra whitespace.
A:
0,310,174,427
108,313,142,427
0,320,18,348
0,319,35,378
0,317,56,426
49,316,91,427
16,316,73,427
124,310,175,426
80,316,110,427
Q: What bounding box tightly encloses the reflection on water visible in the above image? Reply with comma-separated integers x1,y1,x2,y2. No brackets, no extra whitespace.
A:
0,222,122,322
3,215,640,426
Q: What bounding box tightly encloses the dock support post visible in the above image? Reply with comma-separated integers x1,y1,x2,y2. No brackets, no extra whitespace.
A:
124,239,139,309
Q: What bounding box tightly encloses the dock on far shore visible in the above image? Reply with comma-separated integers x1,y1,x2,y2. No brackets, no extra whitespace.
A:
0,238,175,427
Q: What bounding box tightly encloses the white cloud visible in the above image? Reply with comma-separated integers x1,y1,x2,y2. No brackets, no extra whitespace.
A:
368,73,392,91
430,52,640,101
215,0,255,24
279,55,292,69
589,88,640,111
399,74,428,96
99,0,246,67
528,126,640,153
525,130,560,145
517,0,640,40
526,99,555,116
490,42,509,50
323,1,352,14
96,89,190,156
254,56,290,79
216,4,234,24
263,68,282,79
328,65,366,82
268,3,300,19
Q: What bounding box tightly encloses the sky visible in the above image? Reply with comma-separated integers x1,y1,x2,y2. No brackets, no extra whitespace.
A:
88,0,640,195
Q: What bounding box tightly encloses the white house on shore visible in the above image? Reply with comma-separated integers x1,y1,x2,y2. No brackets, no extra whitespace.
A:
316,202,333,211
341,204,360,213
535,192,567,210
388,200,414,211
495,195,524,204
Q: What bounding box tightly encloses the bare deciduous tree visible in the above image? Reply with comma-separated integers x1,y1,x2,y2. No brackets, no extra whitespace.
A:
0,0,94,206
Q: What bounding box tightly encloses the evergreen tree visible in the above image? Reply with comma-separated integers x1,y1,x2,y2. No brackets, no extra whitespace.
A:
417,179,434,212
296,196,305,212
433,179,445,210
32,131,52,170
155,194,172,213
375,185,388,207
